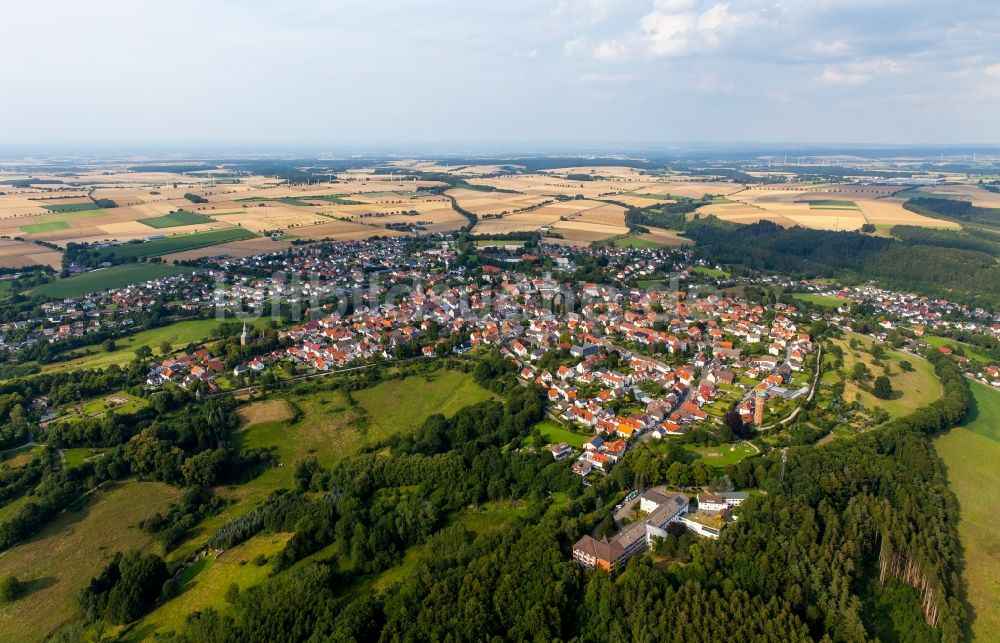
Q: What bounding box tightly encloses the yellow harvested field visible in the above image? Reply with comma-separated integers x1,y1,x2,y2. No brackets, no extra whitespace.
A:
162,236,293,262
913,184,1000,208
0,239,62,269
859,199,959,228
639,228,693,247
570,203,627,226
699,182,961,231
447,188,551,216
210,207,330,232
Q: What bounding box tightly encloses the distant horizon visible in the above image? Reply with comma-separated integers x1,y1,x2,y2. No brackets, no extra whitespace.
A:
3,141,1000,161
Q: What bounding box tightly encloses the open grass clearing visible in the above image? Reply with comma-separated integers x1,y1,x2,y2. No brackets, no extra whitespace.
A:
684,442,757,470
922,335,995,363
934,382,1000,641
830,333,941,419
692,265,729,278
529,420,590,448
124,532,293,641
39,318,268,374
353,370,496,437
0,481,181,641
791,292,844,308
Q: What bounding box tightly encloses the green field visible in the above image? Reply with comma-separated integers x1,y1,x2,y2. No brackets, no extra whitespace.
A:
685,442,758,470
612,235,660,249
529,420,590,448
97,228,257,261
792,292,844,308
140,210,215,229
830,333,941,419
20,221,70,233
922,335,994,363
353,370,496,436
934,382,1000,641
0,481,182,641
32,263,194,299
182,371,493,563
20,207,109,234
40,317,269,374
475,239,525,248
125,532,292,640
62,447,111,469
807,200,858,209
41,202,100,214
692,265,729,278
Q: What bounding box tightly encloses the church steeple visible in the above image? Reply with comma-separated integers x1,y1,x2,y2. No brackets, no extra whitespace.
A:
240,322,249,346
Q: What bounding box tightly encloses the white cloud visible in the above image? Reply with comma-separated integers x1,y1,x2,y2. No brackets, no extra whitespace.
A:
638,1,760,57
816,59,900,85
564,36,589,57
593,39,631,61
817,68,871,85
813,39,849,56
985,63,1000,77
581,72,635,82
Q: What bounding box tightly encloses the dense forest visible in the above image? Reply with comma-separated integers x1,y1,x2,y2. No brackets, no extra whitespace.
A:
684,217,1000,307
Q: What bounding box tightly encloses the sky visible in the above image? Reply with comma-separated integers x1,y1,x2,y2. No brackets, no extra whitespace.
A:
3,0,1000,149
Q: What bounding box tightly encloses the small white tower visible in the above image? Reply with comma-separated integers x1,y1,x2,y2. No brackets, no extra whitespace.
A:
240,322,249,346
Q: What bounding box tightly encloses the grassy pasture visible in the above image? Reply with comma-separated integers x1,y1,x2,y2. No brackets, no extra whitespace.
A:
934,382,1000,641
529,420,589,448
32,263,193,299
353,370,496,437
830,333,941,418
791,292,844,308
179,371,493,564
140,210,214,229
39,318,268,374
684,442,757,470
922,335,994,363
0,481,181,641
692,265,729,278
125,532,292,640
611,235,660,248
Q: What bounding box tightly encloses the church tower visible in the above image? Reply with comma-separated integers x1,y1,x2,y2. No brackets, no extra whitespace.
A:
240,322,249,346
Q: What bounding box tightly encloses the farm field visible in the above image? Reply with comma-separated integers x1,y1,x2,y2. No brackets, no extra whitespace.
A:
829,333,941,418
32,263,193,299
0,481,182,641
697,183,961,231
934,382,1000,641
0,238,62,269
140,210,215,228
160,235,292,262
98,228,257,260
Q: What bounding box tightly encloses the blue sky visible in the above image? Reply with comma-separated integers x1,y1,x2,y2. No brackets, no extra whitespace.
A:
3,0,999,147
